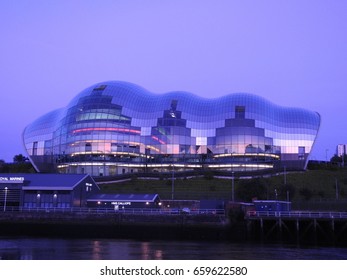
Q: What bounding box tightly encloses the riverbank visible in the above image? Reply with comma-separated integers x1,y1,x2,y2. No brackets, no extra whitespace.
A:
0,211,239,241
2,211,347,246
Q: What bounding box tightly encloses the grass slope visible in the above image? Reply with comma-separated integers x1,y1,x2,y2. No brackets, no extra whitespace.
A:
100,169,347,201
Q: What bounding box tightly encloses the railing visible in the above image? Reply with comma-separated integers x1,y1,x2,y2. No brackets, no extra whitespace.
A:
0,206,225,216
246,211,347,219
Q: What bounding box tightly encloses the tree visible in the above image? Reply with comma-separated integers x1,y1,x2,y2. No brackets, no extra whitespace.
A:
13,154,28,163
10,154,35,173
0,159,9,172
330,154,347,166
236,178,267,202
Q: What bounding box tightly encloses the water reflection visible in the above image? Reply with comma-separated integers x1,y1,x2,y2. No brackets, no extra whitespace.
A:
92,240,102,260
140,242,163,260
0,237,347,260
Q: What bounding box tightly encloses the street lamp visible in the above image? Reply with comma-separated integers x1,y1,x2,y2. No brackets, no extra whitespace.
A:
171,164,175,200
53,193,57,208
3,187,8,212
231,172,235,202
37,193,41,209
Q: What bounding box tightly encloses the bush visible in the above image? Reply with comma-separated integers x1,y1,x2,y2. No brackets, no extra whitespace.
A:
236,178,267,202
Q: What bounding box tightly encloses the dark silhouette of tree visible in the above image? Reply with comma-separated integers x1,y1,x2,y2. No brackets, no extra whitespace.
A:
0,154,35,173
235,178,267,202
0,159,9,172
330,154,347,166
13,154,28,163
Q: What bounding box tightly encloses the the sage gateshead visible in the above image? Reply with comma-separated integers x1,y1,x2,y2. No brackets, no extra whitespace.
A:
23,81,320,176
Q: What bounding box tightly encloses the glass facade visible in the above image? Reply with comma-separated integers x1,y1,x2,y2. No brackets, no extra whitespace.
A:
23,81,320,176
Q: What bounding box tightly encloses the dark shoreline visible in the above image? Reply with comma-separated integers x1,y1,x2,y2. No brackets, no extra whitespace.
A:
0,211,237,241
1,212,347,247
0,221,234,241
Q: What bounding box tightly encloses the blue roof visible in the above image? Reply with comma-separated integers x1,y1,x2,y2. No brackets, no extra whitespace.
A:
0,173,91,189
87,193,159,202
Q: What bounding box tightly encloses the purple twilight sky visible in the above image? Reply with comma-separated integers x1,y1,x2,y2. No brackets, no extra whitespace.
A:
0,0,346,162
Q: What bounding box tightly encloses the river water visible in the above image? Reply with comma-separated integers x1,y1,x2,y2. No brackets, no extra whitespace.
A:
1,237,347,260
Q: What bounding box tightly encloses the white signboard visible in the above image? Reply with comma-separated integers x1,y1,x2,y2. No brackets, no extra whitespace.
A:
0,176,25,184
111,202,132,206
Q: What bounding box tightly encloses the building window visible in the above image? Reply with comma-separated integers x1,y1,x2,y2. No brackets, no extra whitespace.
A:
85,143,92,152
32,142,38,156
298,146,305,160
235,106,245,119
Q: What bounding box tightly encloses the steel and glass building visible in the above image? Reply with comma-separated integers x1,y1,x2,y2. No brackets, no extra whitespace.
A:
23,81,320,176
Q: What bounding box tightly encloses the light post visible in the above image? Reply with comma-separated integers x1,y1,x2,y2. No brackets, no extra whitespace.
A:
286,190,290,211
3,187,8,212
37,193,41,209
231,172,235,202
274,188,278,213
284,166,288,209
171,164,175,200
53,193,57,208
